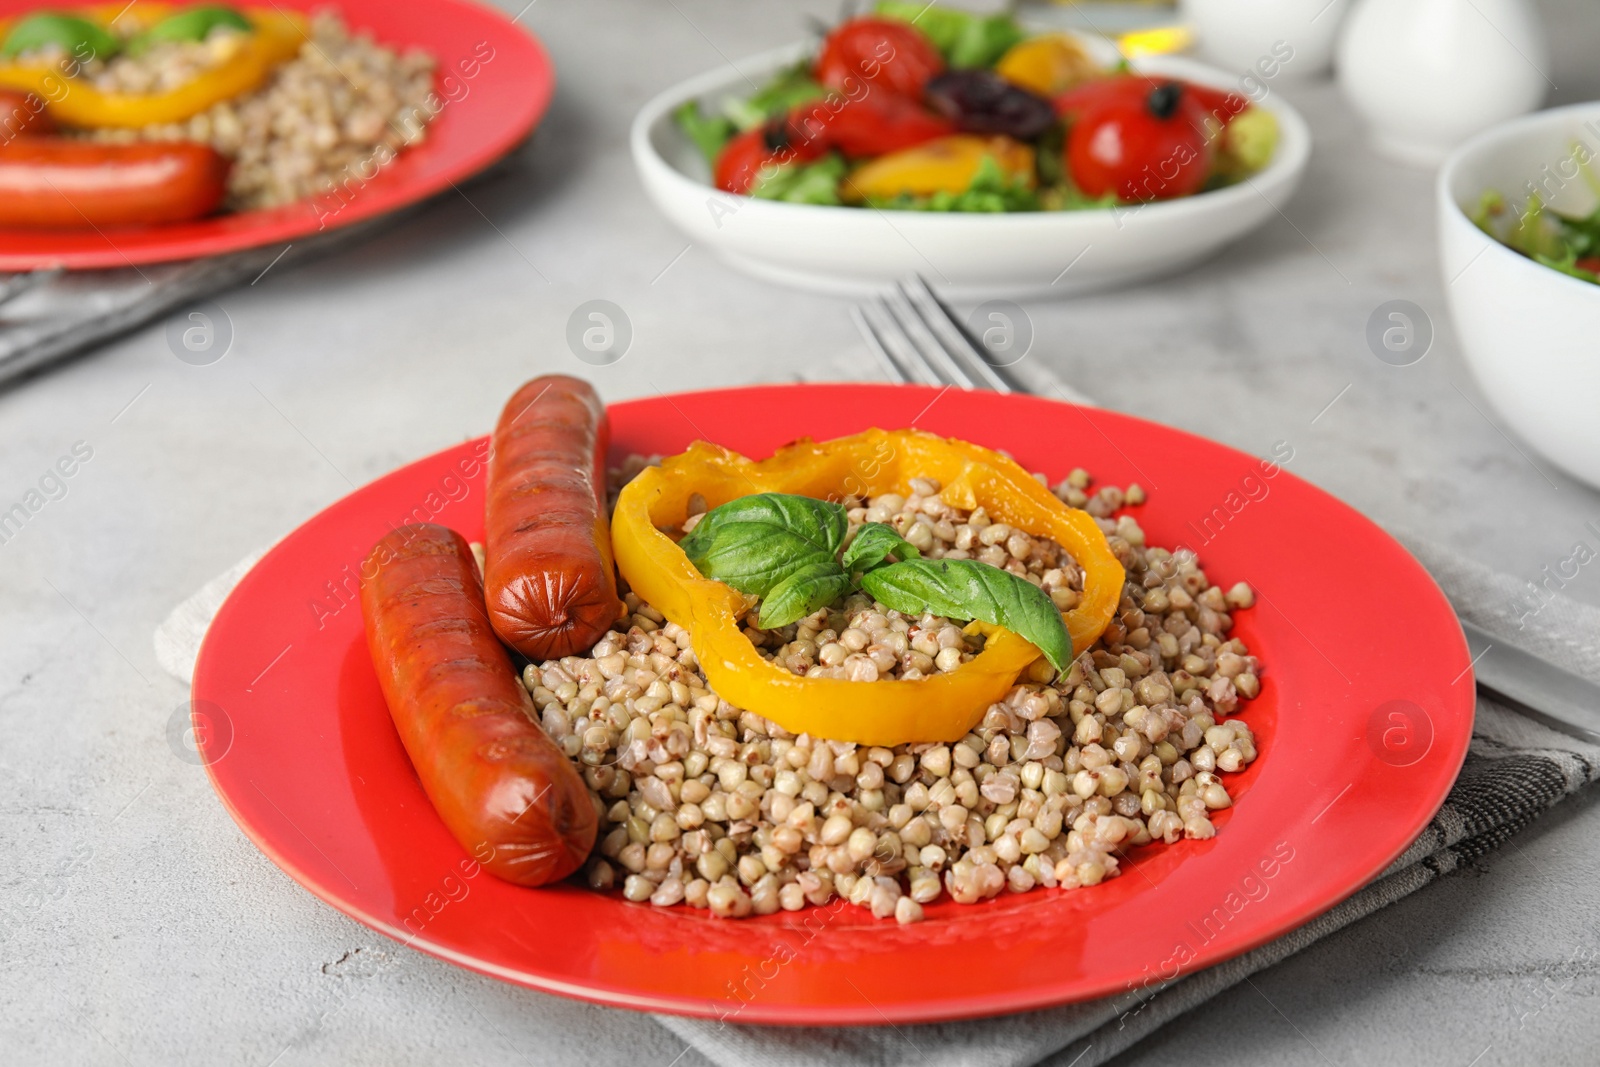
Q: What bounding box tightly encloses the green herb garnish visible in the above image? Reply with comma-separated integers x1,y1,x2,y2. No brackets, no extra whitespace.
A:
861,557,1072,672
864,155,1042,213
750,154,846,205
129,5,251,54
673,100,736,167
0,12,118,60
1475,144,1600,285
841,522,921,580
680,493,1072,668
725,60,829,130
678,492,848,602
874,0,1024,69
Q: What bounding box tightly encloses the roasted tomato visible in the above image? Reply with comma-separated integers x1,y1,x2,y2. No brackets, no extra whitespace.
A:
787,91,955,159
813,17,944,99
925,70,1054,141
713,122,827,194
1065,81,1213,201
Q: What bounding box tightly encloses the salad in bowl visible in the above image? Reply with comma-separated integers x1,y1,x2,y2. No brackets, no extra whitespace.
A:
675,2,1280,212
632,3,1310,296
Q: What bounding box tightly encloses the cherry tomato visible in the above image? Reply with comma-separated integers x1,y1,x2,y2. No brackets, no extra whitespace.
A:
713,123,830,195
787,91,954,159
813,17,943,99
1057,75,1248,139
1577,256,1600,275
1053,75,1146,119
1066,81,1213,201
1184,83,1251,130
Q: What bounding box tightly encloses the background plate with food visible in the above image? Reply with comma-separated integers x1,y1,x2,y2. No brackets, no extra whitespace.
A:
0,0,552,269
631,5,1309,297
191,382,1472,1024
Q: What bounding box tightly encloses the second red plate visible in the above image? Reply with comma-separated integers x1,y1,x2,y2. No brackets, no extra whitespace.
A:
0,0,552,270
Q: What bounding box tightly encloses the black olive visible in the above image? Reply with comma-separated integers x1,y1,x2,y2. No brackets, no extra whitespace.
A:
761,120,793,153
925,70,1055,141
1145,82,1183,121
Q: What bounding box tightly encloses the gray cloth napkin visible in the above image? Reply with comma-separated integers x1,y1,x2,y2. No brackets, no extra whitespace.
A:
154,534,1600,1067
0,216,400,389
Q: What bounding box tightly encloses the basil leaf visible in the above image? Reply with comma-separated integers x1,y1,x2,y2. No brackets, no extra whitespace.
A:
860,558,1072,671
679,493,847,597
1,13,118,60
842,522,920,578
130,5,252,54
757,560,852,629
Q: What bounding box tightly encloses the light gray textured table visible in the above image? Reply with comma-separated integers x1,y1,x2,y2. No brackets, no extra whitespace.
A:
3,1,1598,1064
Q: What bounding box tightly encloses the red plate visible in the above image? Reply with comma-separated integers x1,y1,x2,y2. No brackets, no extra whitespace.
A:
193,384,1473,1025
0,0,552,270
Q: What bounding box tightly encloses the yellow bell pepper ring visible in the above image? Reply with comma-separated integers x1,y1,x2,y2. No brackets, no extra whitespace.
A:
0,6,305,128
611,429,1125,747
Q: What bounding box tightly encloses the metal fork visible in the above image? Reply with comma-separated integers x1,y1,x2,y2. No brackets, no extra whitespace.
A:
851,275,1600,745
850,275,1095,405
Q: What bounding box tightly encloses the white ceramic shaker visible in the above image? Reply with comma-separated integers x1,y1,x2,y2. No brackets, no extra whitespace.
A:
1180,0,1351,78
1337,0,1549,165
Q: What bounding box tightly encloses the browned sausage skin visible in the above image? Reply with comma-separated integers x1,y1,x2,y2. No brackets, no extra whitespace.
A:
0,139,228,229
484,375,624,660
359,523,597,887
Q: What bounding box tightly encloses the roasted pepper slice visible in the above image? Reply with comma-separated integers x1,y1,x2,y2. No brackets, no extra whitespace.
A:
612,429,1125,746
842,134,1034,203
994,33,1102,97
0,5,305,128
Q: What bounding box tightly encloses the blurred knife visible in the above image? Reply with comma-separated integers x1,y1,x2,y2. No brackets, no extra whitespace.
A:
1462,620,1600,746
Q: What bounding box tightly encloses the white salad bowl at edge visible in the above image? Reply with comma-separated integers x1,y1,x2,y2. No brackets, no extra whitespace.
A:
1437,102,1600,491
630,43,1312,300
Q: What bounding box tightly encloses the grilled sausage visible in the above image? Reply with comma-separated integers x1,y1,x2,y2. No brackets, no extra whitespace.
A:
359,523,597,887
0,89,54,139
0,139,227,229
484,375,624,660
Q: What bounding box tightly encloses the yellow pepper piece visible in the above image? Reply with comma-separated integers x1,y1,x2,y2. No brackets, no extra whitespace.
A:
843,135,1034,204
995,33,1104,97
612,429,1125,746
0,7,305,128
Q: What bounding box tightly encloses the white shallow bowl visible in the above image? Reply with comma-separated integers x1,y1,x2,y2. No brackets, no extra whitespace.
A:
1437,102,1600,490
631,42,1312,299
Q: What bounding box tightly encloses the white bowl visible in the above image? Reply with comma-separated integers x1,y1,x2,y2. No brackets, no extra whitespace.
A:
1180,0,1349,78
630,42,1312,299
1437,102,1600,490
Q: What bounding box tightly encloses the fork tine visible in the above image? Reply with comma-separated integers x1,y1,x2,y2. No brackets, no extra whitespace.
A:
850,304,915,385
854,300,941,385
899,275,1018,394
880,290,977,389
